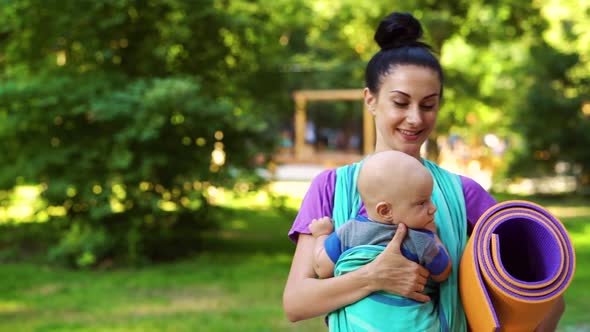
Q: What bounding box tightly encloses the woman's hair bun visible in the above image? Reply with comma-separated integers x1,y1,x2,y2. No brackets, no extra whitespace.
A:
374,12,423,50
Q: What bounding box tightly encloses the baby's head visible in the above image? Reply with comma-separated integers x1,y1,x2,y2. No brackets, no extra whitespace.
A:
357,151,437,229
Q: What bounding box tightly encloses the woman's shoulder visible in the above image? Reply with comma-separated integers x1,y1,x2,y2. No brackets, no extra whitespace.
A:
457,175,497,229
311,168,336,184
425,159,489,198
307,162,361,191
458,175,493,199
288,168,338,242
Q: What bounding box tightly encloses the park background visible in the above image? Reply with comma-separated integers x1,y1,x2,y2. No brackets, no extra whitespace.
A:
1,0,589,331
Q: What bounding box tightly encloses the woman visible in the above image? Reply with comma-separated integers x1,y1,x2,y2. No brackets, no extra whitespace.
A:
282,11,564,331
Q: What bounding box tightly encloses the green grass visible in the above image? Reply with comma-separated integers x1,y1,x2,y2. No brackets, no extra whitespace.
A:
0,254,325,332
0,188,589,331
0,193,326,332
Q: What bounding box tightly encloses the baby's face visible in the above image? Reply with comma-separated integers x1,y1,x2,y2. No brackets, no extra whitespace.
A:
390,175,437,230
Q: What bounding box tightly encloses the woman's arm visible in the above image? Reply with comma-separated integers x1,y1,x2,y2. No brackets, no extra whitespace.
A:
309,217,336,279
283,224,431,322
311,234,335,279
283,234,371,321
534,295,565,331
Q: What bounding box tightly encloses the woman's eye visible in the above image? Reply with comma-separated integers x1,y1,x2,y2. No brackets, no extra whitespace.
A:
393,101,408,107
421,104,435,110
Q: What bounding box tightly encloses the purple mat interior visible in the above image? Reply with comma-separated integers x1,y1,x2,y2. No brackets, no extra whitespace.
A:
493,218,561,283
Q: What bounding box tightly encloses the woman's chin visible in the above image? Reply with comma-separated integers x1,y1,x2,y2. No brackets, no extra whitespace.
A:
380,139,424,157
395,143,423,157
399,134,421,141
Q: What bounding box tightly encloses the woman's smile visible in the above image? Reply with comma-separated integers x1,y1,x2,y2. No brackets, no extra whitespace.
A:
398,128,423,140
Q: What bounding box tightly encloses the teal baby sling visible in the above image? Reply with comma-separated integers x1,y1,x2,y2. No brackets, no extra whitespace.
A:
328,159,468,332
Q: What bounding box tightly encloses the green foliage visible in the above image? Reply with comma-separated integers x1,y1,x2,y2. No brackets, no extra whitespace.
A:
1,0,590,266
509,40,590,179
0,0,287,266
48,223,113,268
0,71,268,266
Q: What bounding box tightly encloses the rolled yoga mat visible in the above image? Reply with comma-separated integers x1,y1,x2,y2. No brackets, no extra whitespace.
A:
459,200,575,332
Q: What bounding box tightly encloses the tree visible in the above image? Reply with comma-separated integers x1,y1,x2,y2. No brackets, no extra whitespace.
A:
506,0,590,186
0,0,287,266
1,0,588,267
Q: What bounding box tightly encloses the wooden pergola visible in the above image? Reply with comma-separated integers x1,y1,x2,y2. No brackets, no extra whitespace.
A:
290,89,375,163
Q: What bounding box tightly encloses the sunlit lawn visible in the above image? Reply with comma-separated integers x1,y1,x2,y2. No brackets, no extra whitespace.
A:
0,183,325,332
0,184,589,331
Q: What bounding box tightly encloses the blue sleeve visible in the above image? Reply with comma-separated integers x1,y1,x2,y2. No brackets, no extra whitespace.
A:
324,232,342,263
424,245,450,276
400,247,420,263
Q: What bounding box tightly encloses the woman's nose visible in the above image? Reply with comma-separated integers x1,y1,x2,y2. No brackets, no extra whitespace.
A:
406,106,422,125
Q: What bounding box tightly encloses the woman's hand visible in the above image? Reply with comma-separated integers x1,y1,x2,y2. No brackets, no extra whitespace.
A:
283,223,430,321
363,223,431,302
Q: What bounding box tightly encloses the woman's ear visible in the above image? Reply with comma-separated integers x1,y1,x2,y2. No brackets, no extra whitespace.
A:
363,87,376,115
375,201,392,220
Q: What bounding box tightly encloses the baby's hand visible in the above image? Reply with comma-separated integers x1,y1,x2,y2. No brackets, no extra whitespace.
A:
309,217,334,237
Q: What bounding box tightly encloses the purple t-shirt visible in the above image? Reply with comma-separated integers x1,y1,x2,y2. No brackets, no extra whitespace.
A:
288,169,497,243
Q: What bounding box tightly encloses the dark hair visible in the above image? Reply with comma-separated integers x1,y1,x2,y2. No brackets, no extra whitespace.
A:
365,12,443,96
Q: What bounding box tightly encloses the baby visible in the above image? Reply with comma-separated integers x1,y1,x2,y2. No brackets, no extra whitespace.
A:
309,150,452,283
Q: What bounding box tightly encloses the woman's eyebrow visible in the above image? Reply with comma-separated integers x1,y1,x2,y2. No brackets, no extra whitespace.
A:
389,90,410,97
389,90,439,99
422,93,439,99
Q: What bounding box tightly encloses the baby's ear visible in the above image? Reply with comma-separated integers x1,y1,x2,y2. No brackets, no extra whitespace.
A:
375,202,392,219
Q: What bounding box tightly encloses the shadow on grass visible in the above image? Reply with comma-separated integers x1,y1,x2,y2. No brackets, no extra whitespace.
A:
0,222,61,263
199,205,298,255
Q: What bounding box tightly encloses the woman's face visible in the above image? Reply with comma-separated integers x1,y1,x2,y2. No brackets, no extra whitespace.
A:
365,65,441,159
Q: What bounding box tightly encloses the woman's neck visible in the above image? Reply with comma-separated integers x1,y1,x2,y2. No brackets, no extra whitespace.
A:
373,146,421,162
